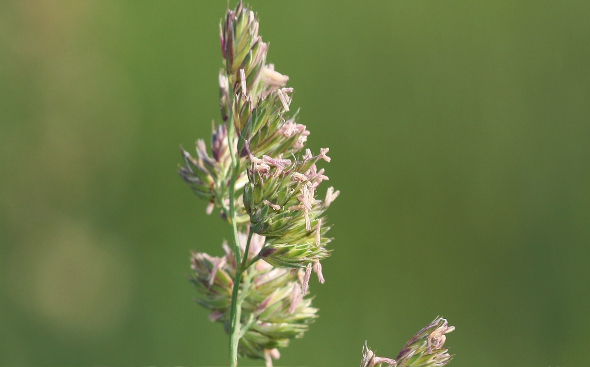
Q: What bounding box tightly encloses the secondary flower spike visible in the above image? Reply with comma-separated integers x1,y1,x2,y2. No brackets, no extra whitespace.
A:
190,232,318,363
360,317,455,367
179,123,249,221
395,317,454,367
244,149,338,285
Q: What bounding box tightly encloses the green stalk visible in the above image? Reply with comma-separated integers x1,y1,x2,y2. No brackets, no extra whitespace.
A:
241,230,254,269
228,229,254,366
226,79,252,367
228,262,242,367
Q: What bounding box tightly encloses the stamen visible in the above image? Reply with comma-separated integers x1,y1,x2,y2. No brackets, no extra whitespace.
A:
269,349,280,360
319,147,331,162
288,203,304,211
301,185,313,210
301,263,312,294
315,218,322,246
208,256,227,287
313,259,325,284
361,342,396,367
201,253,216,263
262,64,289,89
263,200,281,211
280,120,296,137
264,349,280,367
296,184,315,231
272,166,284,178
373,357,397,367
206,201,215,215
262,155,291,168
325,187,340,207
297,267,305,285
277,88,292,111
219,74,229,92
253,162,270,173
292,172,308,182
307,164,317,175
249,154,264,164
294,136,307,149
264,349,273,367
249,233,266,256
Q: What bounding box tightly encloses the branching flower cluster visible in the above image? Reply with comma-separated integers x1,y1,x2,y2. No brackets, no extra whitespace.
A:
178,2,455,367
180,2,338,366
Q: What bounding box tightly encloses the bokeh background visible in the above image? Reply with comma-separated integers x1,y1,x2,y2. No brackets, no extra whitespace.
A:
1,1,589,366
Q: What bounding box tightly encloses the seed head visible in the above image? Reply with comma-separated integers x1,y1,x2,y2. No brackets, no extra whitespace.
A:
395,317,455,367
360,318,455,367
183,2,340,364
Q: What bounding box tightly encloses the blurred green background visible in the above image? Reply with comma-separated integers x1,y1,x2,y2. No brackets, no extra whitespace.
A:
1,1,589,366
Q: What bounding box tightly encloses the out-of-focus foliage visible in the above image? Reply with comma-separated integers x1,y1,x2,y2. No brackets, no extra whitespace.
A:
0,1,589,366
